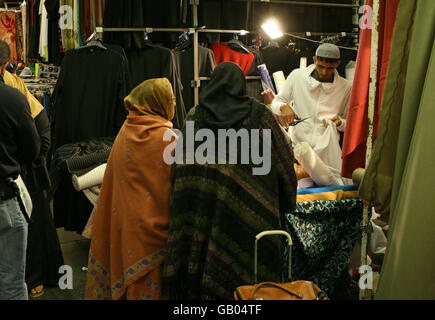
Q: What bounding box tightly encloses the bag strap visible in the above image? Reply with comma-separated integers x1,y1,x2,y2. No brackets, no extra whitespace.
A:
250,282,303,300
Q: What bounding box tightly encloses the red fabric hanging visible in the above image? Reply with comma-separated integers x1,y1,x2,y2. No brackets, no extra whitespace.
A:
210,42,254,75
341,0,400,178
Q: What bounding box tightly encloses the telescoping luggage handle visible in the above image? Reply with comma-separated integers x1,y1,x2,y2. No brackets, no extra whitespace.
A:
254,230,293,285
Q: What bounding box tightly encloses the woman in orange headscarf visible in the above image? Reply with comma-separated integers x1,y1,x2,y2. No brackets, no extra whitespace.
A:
83,78,177,300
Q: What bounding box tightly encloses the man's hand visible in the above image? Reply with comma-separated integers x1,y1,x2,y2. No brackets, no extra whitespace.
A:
322,116,342,128
261,88,275,106
275,104,295,128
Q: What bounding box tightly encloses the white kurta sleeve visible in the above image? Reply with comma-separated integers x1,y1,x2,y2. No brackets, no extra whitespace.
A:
337,85,351,132
271,70,296,115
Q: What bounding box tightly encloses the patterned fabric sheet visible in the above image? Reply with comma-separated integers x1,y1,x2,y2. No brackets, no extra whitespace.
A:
0,11,17,62
283,199,363,295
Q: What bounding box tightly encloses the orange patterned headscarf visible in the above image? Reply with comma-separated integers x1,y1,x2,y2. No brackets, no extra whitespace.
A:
124,78,175,121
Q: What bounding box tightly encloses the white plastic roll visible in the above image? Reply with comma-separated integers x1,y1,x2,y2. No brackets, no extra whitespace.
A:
72,163,107,191
272,71,286,94
83,186,101,206
293,142,343,187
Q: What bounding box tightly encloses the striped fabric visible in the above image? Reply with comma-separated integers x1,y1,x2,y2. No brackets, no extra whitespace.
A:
162,102,297,300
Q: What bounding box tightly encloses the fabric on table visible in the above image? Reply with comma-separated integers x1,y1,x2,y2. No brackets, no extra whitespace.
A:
284,199,363,295
49,137,113,199
82,186,100,207
296,190,358,202
297,184,359,195
293,140,343,187
65,149,110,175
72,163,106,191
48,137,114,233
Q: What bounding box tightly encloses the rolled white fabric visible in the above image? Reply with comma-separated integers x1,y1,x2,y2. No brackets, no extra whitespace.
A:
83,186,101,206
72,163,107,191
294,141,343,186
272,71,286,94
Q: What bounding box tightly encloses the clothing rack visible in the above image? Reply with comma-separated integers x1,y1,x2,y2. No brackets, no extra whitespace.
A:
80,0,374,300
233,0,359,8
92,25,357,106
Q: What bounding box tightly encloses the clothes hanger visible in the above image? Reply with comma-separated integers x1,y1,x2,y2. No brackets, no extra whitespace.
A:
262,40,280,50
174,31,191,51
227,33,250,54
85,31,107,50
143,31,154,47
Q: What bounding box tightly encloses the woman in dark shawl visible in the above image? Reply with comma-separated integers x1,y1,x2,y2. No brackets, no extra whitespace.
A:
162,62,297,299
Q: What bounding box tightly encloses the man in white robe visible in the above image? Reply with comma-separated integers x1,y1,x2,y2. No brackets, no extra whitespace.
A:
270,43,352,186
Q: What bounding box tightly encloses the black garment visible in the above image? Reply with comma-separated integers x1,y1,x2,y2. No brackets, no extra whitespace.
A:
50,45,129,152
23,111,64,291
103,0,189,48
48,138,114,234
125,45,186,129
261,46,300,78
28,0,41,60
44,0,63,66
246,46,263,76
49,45,129,233
246,79,263,104
173,45,216,114
198,0,249,44
0,77,40,180
105,43,133,93
336,48,357,79
197,62,254,129
48,137,114,202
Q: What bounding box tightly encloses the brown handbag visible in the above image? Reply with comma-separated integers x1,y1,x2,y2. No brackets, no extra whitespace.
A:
234,231,328,300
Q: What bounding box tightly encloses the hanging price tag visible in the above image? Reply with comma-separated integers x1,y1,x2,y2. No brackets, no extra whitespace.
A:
35,63,61,79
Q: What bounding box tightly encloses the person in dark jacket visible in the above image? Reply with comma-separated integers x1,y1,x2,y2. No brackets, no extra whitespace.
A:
2,40,64,298
0,39,40,300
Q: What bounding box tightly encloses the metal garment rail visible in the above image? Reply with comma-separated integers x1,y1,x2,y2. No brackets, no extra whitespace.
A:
232,0,358,8
94,26,358,105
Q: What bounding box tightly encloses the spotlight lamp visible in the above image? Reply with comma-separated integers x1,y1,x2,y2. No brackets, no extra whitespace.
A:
261,20,283,39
